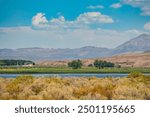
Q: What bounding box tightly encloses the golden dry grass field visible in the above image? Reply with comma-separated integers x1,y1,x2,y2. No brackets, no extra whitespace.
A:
0,72,150,100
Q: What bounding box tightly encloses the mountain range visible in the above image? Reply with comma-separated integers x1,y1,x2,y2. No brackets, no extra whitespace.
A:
0,34,150,61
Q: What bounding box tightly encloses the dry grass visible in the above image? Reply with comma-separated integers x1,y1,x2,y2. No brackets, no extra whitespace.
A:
36,52,150,68
0,73,150,100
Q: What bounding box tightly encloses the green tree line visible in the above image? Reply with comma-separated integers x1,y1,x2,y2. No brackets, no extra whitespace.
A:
68,59,115,69
0,60,35,66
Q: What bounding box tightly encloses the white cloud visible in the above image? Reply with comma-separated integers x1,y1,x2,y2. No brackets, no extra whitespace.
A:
121,0,150,16
144,21,150,30
32,13,48,26
1,12,148,49
0,26,147,49
87,5,104,9
76,12,114,24
110,3,122,8
50,16,65,24
31,12,114,30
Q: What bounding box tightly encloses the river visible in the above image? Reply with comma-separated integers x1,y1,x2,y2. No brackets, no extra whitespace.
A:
0,73,150,78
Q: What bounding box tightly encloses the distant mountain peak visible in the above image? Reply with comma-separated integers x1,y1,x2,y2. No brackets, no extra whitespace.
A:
0,34,150,60
80,46,108,49
138,33,150,38
112,33,150,55
81,46,97,49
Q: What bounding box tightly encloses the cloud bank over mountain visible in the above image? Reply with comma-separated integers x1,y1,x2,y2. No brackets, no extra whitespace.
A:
0,0,150,49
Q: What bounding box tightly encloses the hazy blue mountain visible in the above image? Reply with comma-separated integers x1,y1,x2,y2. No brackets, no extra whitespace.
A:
0,46,110,60
110,34,150,55
0,34,150,61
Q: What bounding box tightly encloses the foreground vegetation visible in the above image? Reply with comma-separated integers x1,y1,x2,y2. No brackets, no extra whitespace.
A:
0,67,150,74
0,72,150,100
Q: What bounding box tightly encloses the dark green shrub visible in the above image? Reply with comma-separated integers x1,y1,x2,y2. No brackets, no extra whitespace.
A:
94,60,114,69
68,59,83,69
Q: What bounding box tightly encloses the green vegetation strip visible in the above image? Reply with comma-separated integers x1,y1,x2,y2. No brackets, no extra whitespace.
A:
0,67,150,74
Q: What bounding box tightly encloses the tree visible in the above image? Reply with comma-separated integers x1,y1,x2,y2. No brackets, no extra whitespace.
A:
88,64,93,67
68,59,83,69
94,60,114,69
0,60,35,66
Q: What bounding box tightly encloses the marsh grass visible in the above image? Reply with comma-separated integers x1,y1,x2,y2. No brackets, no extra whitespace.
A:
0,73,150,100
1,67,150,74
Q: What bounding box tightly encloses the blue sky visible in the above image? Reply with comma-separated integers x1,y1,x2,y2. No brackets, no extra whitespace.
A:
0,0,150,49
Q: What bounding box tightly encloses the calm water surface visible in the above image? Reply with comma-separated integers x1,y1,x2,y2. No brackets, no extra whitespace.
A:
0,73,150,78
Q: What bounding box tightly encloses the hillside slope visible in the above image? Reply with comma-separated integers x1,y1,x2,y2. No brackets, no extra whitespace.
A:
37,52,150,68
110,34,150,55
103,52,150,68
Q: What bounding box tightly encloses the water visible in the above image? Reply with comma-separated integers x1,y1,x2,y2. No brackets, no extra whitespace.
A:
0,73,150,78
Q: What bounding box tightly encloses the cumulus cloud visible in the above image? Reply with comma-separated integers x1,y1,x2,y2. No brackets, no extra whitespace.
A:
24,12,149,48
32,13,48,26
144,22,150,30
87,5,104,9
2,12,148,49
50,16,65,24
110,3,122,8
121,0,150,15
76,12,114,24
32,12,114,29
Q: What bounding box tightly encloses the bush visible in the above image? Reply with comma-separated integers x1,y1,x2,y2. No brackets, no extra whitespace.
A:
0,75,150,100
6,82,21,95
68,59,83,69
128,71,144,78
88,64,93,67
94,60,114,69
31,85,43,95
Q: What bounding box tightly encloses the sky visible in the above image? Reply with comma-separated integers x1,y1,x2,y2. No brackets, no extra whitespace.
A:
0,0,150,49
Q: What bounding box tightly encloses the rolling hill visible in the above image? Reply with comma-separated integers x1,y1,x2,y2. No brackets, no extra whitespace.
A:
0,46,109,60
37,52,150,68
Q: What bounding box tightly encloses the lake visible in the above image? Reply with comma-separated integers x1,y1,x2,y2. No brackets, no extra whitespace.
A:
0,73,150,78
